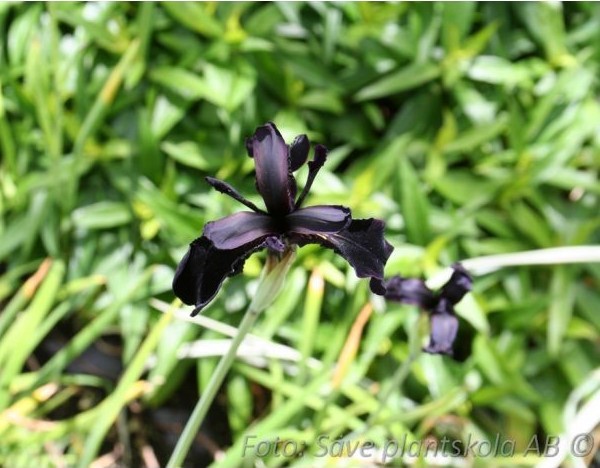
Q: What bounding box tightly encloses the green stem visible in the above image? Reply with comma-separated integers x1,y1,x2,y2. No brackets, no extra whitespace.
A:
167,249,296,468
166,303,261,468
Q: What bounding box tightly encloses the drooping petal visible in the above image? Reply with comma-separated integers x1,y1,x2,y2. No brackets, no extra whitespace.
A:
172,235,271,313
173,244,202,307
203,211,276,250
248,123,295,215
289,134,310,171
286,205,351,234
205,176,266,214
380,276,436,309
424,305,459,356
290,218,394,282
295,144,328,209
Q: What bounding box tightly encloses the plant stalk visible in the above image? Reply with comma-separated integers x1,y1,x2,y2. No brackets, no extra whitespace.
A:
167,248,296,468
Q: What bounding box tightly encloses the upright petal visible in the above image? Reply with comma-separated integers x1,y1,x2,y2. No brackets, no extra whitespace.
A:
290,218,393,283
172,235,272,314
203,211,276,250
440,263,472,305
248,123,295,215
295,144,328,208
286,205,351,234
289,134,310,171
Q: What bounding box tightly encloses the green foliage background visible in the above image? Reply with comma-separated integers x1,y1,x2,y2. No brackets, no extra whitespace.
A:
0,2,599,467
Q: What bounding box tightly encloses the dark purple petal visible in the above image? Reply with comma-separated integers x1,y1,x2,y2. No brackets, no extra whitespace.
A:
295,144,328,208
205,176,266,214
424,307,459,356
370,277,387,295
289,134,310,171
203,211,276,250
440,263,472,305
248,123,295,215
172,236,268,313
286,205,351,234
383,265,472,311
173,245,201,307
311,144,328,168
290,218,394,282
383,264,472,356
381,276,436,309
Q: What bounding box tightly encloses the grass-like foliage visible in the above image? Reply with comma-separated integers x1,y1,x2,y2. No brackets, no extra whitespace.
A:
0,2,599,467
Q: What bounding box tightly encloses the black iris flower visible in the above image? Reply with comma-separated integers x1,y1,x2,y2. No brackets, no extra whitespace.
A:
173,122,394,314
380,264,472,355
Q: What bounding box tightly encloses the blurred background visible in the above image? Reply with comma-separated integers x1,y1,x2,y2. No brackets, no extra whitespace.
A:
0,2,599,467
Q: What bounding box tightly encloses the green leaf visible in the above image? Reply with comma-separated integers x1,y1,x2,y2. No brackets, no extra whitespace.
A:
510,202,553,248
227,375,253,437
202,63,256,113
517,2,572,65
433,170,500,206
441,2,477,48
161,2,223,37
297,90,344,114
396,156,431,246
150,67,207,100
151,95,188,139
355,62,441,101
0,260,65,409
444,114,508,154
72,201,132,230
547,267,576,356
467,56,530,87
161,141,211,170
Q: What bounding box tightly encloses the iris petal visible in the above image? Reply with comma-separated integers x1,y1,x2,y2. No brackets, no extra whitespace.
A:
424,306,459,356
381,276,436,308
383,264,472,356
295,144,328,209
290,218,393,281
172,244,202,307
203,212,276,250
249,123,295,215
440,263,472,305
286,205,351,234
289,134,310,171
172,235,271,314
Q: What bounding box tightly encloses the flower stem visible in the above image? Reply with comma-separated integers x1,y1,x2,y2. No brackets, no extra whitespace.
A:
166,249,296,468
166,303,260,468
